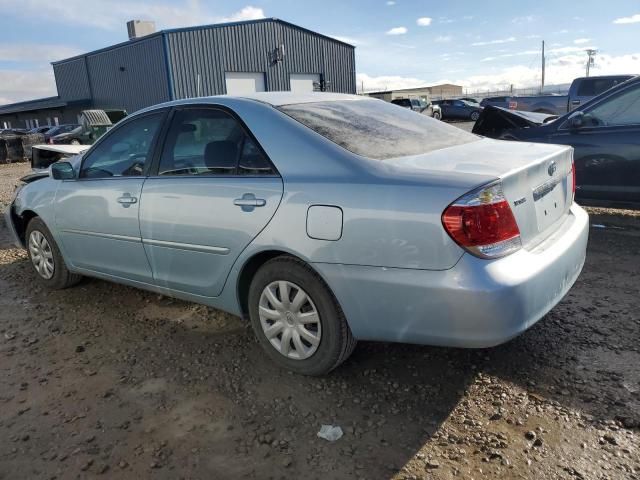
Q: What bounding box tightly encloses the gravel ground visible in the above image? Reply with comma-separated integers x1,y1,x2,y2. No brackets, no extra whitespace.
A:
0,162,639,479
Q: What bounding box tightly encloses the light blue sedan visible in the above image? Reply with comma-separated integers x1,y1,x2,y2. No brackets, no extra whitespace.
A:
5,93,589,375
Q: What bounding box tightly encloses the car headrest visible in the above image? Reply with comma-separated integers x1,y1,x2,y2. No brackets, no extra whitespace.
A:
204,140,238,171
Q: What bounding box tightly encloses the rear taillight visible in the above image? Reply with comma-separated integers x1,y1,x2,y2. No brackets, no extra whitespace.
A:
442,181,522,259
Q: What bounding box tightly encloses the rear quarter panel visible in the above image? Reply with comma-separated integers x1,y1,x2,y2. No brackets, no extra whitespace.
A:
219,98,480,272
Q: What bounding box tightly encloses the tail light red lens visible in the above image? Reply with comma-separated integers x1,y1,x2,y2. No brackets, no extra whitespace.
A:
442,181,522,259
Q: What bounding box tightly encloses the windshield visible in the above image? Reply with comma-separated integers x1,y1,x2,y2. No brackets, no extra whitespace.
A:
279,99,478,160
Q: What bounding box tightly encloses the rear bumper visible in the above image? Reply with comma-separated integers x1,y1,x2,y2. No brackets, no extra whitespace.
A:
314,204,589,347
3,203,23,249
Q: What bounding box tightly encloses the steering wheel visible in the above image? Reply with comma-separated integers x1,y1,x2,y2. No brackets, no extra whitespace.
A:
122,153,147,176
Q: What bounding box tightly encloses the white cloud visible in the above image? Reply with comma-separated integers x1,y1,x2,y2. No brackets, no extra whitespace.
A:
0,44,82,63
0,1,265,30
573,38,590,45
454,52,640,92
480,50,538,62
386,1,396,5
416,17,432,26
329,35,363,46
526,34,541,39
471,37,516,47
357,73,426,92
219,6,265,23
0,69,57,104
434,35,452,43
548,45,594,54
391,43,416,49
613,13,640,24
511,15,535,24
386,26,408,35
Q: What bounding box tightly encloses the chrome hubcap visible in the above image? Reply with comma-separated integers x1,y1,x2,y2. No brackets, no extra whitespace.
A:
258,281,321,360
28,230,55,279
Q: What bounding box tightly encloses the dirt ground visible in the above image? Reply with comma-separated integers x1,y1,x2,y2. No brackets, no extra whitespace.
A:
0,162,638,480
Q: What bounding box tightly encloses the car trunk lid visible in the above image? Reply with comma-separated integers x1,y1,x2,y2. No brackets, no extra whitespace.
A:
387,138,574,249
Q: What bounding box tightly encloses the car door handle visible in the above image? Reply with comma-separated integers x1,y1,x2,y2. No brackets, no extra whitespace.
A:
572,100,581,105
234,193,266,211
117,194,138,208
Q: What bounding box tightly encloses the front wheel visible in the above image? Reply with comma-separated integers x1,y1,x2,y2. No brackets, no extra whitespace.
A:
470,111,480,121
248,256,356,375
433,111,442,120
26,217,82,289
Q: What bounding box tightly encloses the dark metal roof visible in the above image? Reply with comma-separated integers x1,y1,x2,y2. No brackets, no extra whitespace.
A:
0,96,91,115
0,96,66,115
51,18,354,66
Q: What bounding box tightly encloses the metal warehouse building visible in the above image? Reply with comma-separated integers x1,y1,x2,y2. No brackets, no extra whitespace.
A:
0,18,356,129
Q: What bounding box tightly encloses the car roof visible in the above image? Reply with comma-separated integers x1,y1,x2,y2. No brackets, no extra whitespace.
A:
223,91,366,106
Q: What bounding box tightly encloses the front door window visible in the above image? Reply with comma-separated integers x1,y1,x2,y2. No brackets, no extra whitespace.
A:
80,113,164,178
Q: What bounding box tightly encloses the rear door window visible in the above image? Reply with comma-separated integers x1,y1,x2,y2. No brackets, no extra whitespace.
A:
158,108,275,176
577,79,621,97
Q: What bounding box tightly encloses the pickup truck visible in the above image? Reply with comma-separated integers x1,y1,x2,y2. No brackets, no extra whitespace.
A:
480,75,634,115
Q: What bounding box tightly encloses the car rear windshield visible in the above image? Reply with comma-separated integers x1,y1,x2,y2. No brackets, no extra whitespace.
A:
279,99,478,160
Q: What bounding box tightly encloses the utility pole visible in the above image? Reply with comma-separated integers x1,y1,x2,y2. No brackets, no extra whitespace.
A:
585,49,597,77
541,40,545,93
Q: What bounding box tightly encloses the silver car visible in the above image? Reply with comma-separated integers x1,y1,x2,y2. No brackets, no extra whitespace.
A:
5,93,589,375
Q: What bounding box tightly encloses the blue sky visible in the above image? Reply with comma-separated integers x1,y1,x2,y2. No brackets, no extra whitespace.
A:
1,0,639,103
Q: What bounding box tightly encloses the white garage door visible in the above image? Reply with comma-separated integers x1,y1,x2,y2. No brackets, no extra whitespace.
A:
225,72,266,95
290,73,321,93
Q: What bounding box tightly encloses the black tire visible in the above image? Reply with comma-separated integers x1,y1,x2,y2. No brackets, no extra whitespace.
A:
248,256,356,375
470,110,480,121
433,111,442,120
25,217,82,289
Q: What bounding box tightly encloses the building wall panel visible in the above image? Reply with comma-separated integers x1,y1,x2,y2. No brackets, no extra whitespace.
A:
166,20,356,98
53,58,91,101
85,35,170,113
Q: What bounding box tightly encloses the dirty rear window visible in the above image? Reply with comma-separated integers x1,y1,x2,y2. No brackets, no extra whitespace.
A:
279,99,478,160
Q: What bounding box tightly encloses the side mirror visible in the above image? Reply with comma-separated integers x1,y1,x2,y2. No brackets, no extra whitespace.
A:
51,161,76,180
568,111,585,129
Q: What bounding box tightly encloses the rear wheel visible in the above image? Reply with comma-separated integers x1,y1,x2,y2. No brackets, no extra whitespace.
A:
433,110,442,120
470,111,480,121
26,217,82,289
248,256,356,375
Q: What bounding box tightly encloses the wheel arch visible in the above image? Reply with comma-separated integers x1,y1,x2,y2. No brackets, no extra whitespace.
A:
12,209,40,247
235,249,335,320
